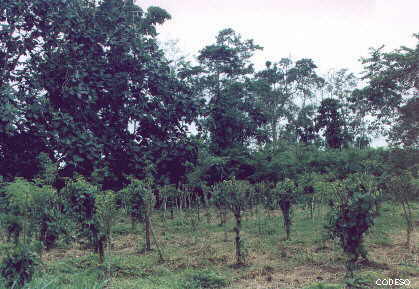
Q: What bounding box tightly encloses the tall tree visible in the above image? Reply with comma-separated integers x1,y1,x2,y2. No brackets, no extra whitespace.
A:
288,58,325,108
253,59,294,147
315,98,351,149
387,96,418,148
325,69,370,148
352,33,419,148
253,58,324,147
0,0,203,187
294,104,320,145
197,28,267,166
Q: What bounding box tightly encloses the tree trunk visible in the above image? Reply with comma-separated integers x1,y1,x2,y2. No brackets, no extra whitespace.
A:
284,214,290,240
234,209,242,265
196,197,200,222
217,207,224,226
401,202,413,250
108,226,112,252
145,212,151,251
206,208,211,224
150,222,164,262
280,200,291,240
131,217,136,232
163,199,167,221
406,219,412,250
204,194,211,224
310,197,315,222
98,239,104,264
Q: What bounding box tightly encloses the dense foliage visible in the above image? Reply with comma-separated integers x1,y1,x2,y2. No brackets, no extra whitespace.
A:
322,174,381,275
0,0,417,287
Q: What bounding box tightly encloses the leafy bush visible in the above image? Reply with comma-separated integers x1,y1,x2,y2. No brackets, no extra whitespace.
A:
121,177,155,252
38,206,69,251
61,177,104,260
183,270,228,289
344,275,371,289
324,174,380,275
212,178,253,265
382,170,418,249
95,189,118,264
0,245,40,289
0,178,56,248
273,178,298,240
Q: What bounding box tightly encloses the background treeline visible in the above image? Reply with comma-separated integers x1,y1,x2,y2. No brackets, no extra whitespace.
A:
0,0,418,288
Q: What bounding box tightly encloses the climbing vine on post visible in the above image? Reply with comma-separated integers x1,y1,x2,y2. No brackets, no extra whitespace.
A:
0,178,53,288
273,178,298,241
123,177,155,252
211,183,229,242
95,190,118,265
384,171,418,251
143,179,156,252
213,177,253,265
159,184,176,220
324,173,380,276
61,177,105,263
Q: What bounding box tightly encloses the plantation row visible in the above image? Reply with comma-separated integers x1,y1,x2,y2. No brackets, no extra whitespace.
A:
1,0,418,288
0,148,417,288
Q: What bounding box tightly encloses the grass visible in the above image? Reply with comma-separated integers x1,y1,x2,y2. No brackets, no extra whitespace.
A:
1,202,418,289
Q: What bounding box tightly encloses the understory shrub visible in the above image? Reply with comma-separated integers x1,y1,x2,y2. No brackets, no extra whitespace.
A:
183,270,229,289
324,173,380,276
0,245,40,289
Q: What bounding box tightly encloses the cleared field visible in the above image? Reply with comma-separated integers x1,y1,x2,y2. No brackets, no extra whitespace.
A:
3,201,417,289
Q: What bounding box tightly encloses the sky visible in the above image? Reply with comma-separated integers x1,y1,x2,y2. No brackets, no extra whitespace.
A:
137,0,418,72
136,0,419,146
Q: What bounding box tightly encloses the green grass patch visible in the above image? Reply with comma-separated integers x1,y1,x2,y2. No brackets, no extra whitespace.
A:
1,202,417,289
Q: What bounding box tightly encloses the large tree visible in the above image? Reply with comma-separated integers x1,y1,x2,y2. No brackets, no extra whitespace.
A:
315,98,351,149
0,0,203,187
352,33,418,148
253,58,324,147
196,28,267,167
325,69,370,147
